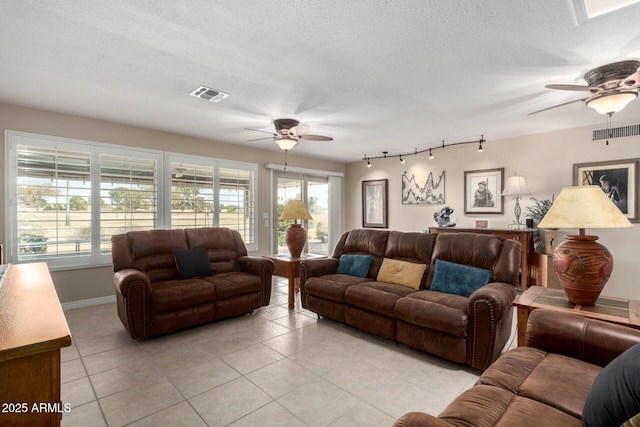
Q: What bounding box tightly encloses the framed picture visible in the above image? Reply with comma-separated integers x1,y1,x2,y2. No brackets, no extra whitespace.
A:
401,171,445,204
464,168,504,214
362,179,388,228
573,159,639,222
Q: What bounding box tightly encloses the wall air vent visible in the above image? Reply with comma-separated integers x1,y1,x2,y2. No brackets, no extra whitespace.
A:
592,123,640,142
189,86,229,103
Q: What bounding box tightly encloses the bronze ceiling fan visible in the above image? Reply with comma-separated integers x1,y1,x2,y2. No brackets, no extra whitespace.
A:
247,118,333,151
529,60,640,116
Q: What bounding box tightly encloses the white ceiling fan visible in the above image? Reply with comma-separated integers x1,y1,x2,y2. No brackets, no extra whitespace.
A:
247,118,333,152
530,60,640,116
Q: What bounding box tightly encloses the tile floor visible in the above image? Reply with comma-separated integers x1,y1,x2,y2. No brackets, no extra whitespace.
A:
60,278,517,426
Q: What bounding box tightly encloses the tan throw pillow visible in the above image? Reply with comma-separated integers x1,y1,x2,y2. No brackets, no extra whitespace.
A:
376,258,426,290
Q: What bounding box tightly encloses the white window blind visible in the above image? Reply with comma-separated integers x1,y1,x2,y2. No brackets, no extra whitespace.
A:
219,167,255,247
16,145,92,262
170,162,215,229
100,155,157,254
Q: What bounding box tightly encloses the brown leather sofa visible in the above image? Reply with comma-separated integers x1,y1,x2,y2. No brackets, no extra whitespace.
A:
299,229,521,370
111,227,273,339
394,309,640,426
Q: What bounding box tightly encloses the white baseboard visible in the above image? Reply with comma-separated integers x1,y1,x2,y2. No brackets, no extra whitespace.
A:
62,295,116,311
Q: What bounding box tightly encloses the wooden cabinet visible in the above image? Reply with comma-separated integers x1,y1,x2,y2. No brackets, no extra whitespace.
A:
428,227,535,290
0,263,72,426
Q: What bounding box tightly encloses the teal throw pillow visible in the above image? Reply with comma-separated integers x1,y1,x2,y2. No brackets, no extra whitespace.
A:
430,259,491,297
583,343,640,427
336,254,372,278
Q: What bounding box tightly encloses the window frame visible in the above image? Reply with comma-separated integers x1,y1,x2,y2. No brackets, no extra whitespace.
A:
4,131,258,270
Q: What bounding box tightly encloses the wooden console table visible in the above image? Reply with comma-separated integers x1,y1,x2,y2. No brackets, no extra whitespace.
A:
513,286,640,346
263,253,326,309
0,263,72,426
428,227,535,290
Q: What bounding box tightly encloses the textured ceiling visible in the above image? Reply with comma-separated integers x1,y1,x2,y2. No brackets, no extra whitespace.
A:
1,1,640,162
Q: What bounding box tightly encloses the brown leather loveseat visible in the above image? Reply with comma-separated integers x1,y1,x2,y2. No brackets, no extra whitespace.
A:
394,309,640,426
112,227,273,339
299,229,521,370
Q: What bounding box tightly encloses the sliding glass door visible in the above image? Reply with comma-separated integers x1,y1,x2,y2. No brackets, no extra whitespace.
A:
274,173,329,256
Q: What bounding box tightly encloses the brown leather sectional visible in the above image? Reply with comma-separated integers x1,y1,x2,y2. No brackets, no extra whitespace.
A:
299,229,522,370
394,309,640,426
111,227,273,339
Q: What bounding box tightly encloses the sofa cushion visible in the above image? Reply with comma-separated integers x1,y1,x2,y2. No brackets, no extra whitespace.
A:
345,282,416,317
430,259,490,297
206,272,263,299
336,254,372,278
305,275,371,303
151,279,216,312
479,347,601,419
376,258,426,290
583,343,640,427
394,290,468,337
172,247,213,279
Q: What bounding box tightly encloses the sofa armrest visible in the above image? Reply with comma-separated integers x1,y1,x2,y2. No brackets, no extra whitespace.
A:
299,258,340,307
237,256,273,306
393,411,453,427
526,309,640,367
113,268,152,339
466,282,517,370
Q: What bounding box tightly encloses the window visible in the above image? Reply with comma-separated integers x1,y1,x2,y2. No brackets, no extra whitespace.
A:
5,131,258,269
167,155,256,250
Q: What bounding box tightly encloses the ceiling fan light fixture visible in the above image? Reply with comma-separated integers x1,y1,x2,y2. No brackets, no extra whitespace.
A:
586,91,637,115
274,136,298,151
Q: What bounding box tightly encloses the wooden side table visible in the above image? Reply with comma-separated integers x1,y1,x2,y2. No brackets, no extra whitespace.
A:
263,253,326,309
513,286,640,346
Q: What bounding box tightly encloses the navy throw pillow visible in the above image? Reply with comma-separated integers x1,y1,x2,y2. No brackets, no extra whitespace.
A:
583,343,640,427
172,247,213,279
336,254,372,278
430,259,491,297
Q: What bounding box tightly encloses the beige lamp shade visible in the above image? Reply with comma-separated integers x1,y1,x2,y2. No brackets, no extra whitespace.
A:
279,200,313,221
537,186,632,230
501,175,530,196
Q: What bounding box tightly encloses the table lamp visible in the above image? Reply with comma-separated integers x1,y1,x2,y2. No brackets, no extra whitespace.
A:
537,186,632,305
279,200,313,257
502,174,530,229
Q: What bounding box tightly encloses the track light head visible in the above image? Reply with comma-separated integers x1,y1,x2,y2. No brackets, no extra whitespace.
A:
429,148,434,160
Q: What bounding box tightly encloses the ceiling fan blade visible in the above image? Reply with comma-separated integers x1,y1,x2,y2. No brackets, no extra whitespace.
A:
528,97,589,115
245,127,276,136
247,136,274,142
545,84,600,92
288,124,310,137
300,134,333,141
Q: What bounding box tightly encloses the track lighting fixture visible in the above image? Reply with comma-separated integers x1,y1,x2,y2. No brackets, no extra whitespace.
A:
361,135,486,164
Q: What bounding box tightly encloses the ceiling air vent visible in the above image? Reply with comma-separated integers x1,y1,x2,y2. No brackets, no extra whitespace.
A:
189,86,229,103
592,123,640,142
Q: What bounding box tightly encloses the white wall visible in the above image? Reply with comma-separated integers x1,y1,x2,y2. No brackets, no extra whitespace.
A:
345,122,640,300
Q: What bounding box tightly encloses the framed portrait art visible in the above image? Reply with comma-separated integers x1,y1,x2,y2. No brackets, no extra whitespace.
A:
362,179,388,228
464,168,504,214
573,159,639,222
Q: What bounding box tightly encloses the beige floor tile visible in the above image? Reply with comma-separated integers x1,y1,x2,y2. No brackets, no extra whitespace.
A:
328,401,396,427
61,376,96,408
365,378,451,419
82,343,150,375
61,343,80,363
278,378,361,427
399,358,479,397
89,359,164,398
61,401,106,427
99,377,183,427
229,401,306,427
167,356,241,399
126,401,207,427
189,377,272,426
61,358,87,384
253,304,292,321
246,358,317,399
323,357,396,399
272,312,319,330
261,331,309,356
76,330,135,357
221,343,285,374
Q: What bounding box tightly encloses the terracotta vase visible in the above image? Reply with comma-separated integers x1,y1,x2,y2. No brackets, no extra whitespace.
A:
285,223,307,257
552,234,613,306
